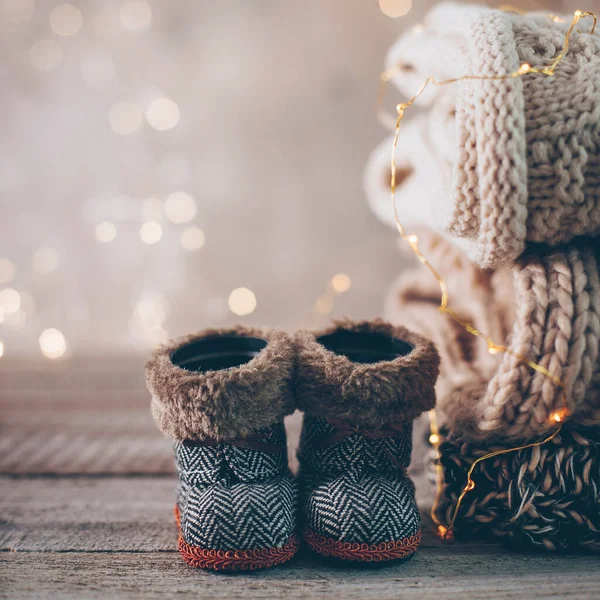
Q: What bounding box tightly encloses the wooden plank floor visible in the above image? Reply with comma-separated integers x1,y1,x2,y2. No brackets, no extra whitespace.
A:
1,358,599,599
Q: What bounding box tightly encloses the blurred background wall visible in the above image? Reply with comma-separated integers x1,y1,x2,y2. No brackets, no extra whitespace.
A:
0,0,593,359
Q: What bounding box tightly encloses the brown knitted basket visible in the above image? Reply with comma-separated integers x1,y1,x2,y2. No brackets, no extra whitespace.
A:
430,424,600,552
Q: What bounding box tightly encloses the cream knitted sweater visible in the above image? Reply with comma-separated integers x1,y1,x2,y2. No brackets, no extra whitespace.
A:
386,3,600,268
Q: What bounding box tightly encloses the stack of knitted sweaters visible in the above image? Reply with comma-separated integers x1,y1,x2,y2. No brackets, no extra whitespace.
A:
366,2,600,441
365,3,600,551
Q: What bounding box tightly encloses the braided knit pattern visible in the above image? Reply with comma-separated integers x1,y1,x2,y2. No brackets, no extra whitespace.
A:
450,80,479,239
432,425,600,552
481,246,600,438
385,230,600,441
576,244,600,425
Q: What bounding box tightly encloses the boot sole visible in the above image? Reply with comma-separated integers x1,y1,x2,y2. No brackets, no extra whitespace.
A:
174,505,300,571
303,528,421,563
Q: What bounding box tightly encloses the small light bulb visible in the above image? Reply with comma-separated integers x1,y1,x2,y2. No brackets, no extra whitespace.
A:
487,342,505,355
429,433,440,445
408,234,418,245
519,63,531,74
574,9,582,17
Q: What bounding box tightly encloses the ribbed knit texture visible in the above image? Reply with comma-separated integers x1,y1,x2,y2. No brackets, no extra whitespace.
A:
385,229,600,441
385,3,600,267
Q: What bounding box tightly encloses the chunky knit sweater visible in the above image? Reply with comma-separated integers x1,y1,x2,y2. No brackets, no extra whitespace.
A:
385,3,600,268
385,228,600,442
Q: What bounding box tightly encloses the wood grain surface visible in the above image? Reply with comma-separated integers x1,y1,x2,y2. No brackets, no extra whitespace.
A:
1,358,599,599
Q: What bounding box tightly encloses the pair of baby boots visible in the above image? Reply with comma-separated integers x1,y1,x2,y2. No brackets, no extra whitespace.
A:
146,320,439,571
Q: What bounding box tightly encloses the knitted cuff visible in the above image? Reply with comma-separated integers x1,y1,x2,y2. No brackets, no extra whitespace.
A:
145,326,295,442
295,319,439,429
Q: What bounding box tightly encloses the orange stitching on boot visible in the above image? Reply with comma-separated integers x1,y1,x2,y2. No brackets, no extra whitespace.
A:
303,528,421,562
174,504,299,571
178,533,300,571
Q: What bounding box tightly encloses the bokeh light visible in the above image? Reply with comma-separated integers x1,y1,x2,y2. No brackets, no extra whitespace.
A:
49,4,83,37
0,258,16,283
314,295,333,315
119,1,152,31
129,292,168,346
29,39,63,72
39,328,67,359
147,97,180,131
96,221,117,243
228,287,257,316
140,221,163,244
0,288,21,313
164,191,196,224
331,273,351,293
379,0,412,18
180,226,205,251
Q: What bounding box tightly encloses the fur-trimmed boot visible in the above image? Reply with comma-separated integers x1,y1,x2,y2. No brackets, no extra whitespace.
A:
145,326,300,571
295,320,440,563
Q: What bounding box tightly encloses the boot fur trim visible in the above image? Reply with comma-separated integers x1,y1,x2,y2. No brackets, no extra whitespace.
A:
146,326,295,442
295,319,439,429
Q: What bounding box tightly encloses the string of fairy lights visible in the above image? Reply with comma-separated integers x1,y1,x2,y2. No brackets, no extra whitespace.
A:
381,7,597,538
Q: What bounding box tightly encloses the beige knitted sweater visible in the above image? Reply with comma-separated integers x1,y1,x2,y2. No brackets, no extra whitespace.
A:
386,3,600,268
385,229,600,442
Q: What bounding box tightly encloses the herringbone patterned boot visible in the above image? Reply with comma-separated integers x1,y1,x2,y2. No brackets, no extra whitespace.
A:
295,320,439,563
146,326,299,571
